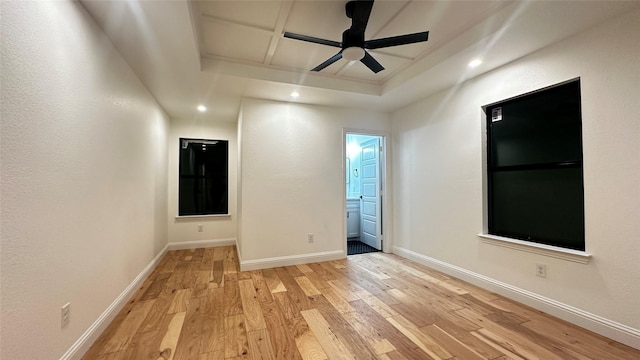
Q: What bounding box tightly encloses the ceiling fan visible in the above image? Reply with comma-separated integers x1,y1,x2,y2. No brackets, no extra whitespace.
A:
283,0,429,73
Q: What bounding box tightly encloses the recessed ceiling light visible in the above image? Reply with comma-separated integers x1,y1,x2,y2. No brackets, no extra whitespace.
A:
290,91,299,98
468,59,482,68
197,105,207,112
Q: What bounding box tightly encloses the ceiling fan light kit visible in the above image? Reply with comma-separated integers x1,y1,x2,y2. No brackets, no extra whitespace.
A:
343,47,365,61
284,0,430,74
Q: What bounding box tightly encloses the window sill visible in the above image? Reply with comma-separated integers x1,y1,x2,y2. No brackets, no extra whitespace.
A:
477,234,592,264
175,214,231,220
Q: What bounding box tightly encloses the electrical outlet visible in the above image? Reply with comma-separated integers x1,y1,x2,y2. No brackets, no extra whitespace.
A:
536,263,547,278
197,224,203,232
307,233,314,243
61,303,71,328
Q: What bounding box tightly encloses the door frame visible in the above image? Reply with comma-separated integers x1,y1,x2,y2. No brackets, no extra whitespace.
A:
343,128,392,255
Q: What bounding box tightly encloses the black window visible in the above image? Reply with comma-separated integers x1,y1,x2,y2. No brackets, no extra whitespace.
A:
179,138,228,216
486,80,585,251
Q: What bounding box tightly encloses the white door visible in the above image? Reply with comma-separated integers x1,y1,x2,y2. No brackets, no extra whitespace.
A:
360,137,382,250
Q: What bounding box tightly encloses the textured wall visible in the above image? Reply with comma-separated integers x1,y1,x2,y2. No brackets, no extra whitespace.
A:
0,1,169,359
392,9,640,332
239,99,390,262
167,119,237,243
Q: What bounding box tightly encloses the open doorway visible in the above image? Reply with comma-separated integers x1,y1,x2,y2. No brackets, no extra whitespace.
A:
345,132,385,255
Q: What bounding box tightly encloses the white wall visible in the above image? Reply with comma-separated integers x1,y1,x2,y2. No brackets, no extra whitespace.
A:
238,99,390,267
392,8,640,344
0,2,169,359
167,118,237,244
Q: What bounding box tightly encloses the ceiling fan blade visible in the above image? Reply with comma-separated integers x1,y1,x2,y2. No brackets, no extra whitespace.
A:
350,1,374,35
360,51,384,73
312,51,344,72
283,32,341,48
365,31,429,49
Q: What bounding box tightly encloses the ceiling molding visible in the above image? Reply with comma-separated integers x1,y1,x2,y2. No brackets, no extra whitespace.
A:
201,57,381,96
200,14,273,36
265,1,294,65
186,0,203,70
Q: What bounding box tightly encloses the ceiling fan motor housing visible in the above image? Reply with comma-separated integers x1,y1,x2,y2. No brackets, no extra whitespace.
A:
342,29,364,49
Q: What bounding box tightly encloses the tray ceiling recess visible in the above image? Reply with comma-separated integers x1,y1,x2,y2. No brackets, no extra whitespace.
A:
192,0,507,84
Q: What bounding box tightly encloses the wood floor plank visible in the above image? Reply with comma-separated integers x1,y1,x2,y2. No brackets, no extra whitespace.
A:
294,276,321,297
139,271,171,301
326,280,359,302
181,253,201,290
259,299,303,360
420,324,485,360
209,260,224,288
158,311,188,360
473,323,566,360
126,310,186,360
310,295,379,359
262,268,287,294
99,299,156,354
388,289,439,327
295,264,314,274
93,351,129,360
200,288,224,355
199,350,224,360
200,248,215,271
273,291,301,320
520,315,638,360
173,296,206,360
139,291,174,333
300,308,356,360
378,350,410,360
224,314,249,359
247,329,276,360
285,265,306,278
433,314,504,359
168,289,192,314
359,294,398,318
386,315,452,360
288,317,328,360
238,279,267,331
250,271,274,304
212,246,225,261
224,273,244,317
341,310,396,355
121,329,160,360
305,263,337,282
349,299,435,360
320,287,355,314
302,270,331,292
84,246,640,360
273,267,312,312
82,299,140,359
223,246,239,274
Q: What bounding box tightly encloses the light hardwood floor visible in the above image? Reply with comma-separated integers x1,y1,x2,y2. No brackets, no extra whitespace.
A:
83,246,639,359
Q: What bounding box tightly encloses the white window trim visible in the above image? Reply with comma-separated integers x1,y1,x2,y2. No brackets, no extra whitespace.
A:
478,233,592,264
175,214,231,220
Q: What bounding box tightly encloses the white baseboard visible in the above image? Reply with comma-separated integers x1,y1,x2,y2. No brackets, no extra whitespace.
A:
240,250,345,271
59,244,170,360
393,246,640,350
167,238,236,250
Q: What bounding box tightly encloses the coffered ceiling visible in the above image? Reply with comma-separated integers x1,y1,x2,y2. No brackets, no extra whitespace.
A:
194,0,507,82
80,0,640,120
